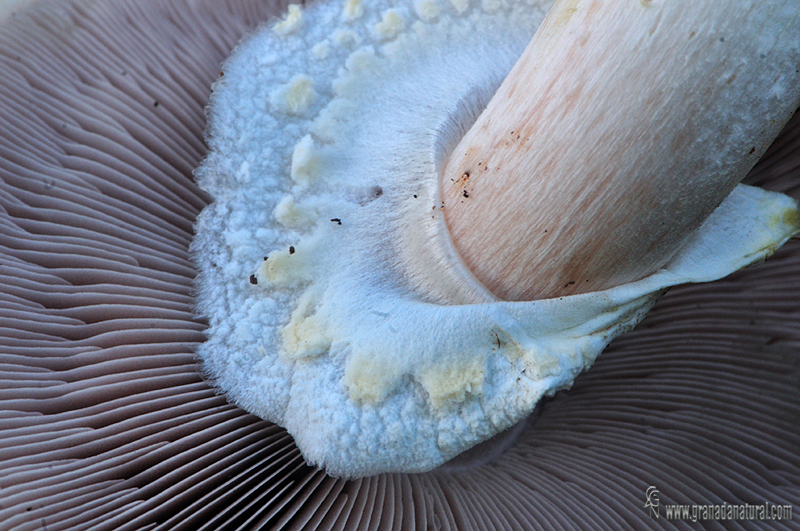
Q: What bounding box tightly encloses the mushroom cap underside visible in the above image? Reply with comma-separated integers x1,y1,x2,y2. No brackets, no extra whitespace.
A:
1,0,799,529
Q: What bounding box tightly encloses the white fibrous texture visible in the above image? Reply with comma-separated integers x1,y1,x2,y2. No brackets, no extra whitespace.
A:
192,0,800,477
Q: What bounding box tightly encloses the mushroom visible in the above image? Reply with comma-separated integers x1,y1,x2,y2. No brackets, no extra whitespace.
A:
1,0,799,529
194,0,799,477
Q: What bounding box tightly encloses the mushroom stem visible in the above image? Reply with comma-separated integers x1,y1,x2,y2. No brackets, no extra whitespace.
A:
441,0,800,301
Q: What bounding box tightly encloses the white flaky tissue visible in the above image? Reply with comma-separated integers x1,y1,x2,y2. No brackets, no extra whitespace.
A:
191,0,800,477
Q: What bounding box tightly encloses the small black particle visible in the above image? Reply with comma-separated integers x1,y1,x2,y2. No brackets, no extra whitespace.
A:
567,281,575,285
372,186,383,198
263,256,268,261
413,194,417,198
719,37,725,42
219,71,225,77
462,189,469,198
749,147,756,154
544,229,548,233
27,507,32,512
331,218,342,225
249,274,258,285
153,101,159,107
289,245,295,254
